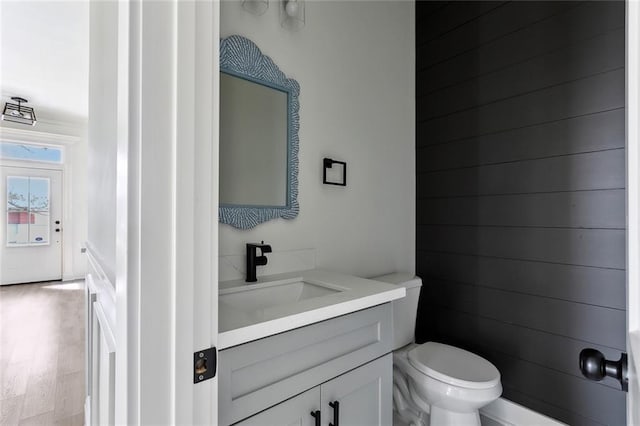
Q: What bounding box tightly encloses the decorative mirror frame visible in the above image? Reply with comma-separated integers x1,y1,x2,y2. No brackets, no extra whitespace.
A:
218,35,300,229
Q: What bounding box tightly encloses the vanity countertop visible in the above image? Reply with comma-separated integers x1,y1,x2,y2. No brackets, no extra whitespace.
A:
218,269,405,349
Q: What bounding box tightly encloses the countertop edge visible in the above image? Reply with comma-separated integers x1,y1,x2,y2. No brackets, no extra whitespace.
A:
218,286,405,349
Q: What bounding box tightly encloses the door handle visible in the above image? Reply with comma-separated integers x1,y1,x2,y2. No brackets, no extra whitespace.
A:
55,228,61,232
329,401,339,426
579,348,628,392
310,410,320,426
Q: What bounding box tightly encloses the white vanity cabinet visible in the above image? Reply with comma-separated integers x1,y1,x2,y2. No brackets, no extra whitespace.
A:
236,355,392,426
219,303,394,425
235,387,320,426
320,355,392,426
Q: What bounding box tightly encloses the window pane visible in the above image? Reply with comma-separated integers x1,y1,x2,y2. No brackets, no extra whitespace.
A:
7,176,30,245
28,178,49,244
6,176,50,246
0,142,62,163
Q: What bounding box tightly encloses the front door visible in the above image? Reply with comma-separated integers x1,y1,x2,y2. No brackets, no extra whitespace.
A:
0,166,62,285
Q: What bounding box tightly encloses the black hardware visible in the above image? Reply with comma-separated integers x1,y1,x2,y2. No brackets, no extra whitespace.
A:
55,220,60,224
310,410,321,426
2,97,36,126
323,158,347,186
329,400,339,426
55,228,61,232
579,348,628,392
193,347,217,383
246,241,272,282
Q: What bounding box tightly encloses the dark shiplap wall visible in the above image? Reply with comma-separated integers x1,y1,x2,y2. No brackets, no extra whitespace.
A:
415,2,626,425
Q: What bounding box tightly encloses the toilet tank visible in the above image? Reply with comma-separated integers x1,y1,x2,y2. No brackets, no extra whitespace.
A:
371,273,423,350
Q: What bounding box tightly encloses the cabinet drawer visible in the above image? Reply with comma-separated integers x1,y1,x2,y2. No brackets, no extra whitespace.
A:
219,303,392,425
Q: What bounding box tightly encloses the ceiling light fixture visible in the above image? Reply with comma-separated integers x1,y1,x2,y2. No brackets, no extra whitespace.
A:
2,97,37,126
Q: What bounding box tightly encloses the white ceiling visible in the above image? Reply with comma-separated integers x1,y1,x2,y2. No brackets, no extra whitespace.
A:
1,1,89,123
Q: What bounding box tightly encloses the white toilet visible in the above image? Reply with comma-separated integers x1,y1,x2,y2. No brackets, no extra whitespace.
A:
372,273,502,426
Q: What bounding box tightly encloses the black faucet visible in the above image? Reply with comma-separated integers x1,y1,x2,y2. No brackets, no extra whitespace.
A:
246,241,272,282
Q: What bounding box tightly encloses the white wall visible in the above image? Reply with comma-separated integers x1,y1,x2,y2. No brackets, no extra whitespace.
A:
87,0,118,283
219,0,416,278
1,0,89,119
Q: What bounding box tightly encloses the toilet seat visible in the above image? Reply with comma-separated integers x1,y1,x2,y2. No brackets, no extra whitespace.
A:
408,342,500,390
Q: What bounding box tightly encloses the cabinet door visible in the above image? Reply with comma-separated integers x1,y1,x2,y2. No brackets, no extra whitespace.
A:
320,354,392,426
235,387,321,426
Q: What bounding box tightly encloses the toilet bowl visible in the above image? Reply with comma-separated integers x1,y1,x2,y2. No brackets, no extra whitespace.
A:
372,273,502,426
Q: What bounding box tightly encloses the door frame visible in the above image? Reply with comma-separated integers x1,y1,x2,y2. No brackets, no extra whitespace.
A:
111,0,219,423
626,0,640,424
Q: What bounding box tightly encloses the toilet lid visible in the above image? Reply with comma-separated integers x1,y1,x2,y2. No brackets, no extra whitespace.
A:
408,342,501,389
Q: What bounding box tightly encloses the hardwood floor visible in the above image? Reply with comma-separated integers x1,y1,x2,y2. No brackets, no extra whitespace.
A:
0,281,85,426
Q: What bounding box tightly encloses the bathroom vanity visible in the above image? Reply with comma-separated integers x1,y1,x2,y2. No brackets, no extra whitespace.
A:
218,270,405,425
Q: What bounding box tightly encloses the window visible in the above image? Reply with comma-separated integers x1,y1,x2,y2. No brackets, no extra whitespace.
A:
0,142,63,163
6,176,50,246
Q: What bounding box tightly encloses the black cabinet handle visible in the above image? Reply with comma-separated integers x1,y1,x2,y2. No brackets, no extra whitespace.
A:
310,410,320,426
579,348,628,392
329,401,339,426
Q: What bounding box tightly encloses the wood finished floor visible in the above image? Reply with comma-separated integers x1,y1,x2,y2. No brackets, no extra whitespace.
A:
0,281,85,426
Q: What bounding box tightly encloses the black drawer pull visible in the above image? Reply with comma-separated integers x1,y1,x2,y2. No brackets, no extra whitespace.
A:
310,410,320,426
329,401,339,426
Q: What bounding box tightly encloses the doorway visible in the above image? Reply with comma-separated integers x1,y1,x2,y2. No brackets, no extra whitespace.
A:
1,166,63,285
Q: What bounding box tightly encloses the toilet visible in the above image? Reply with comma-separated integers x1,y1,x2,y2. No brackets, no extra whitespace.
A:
372,273,502,426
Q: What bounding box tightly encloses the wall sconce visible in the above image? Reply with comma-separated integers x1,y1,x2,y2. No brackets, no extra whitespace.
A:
281,0,305,30
323,158,347,186
2,97,36,126
242,0,269,16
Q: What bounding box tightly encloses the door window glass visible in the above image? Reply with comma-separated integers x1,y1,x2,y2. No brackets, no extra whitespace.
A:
7,176,50,246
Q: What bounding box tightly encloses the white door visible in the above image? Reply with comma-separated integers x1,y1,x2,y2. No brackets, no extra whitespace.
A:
0,166,62,285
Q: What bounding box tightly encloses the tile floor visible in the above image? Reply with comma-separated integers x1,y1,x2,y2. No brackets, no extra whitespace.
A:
0,280,85,425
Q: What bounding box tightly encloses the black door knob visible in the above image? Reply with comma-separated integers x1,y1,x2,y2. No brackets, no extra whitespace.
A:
579,348,628,392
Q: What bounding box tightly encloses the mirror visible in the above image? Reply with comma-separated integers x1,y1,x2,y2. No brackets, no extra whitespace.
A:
220,73,288,206
219,35,300,229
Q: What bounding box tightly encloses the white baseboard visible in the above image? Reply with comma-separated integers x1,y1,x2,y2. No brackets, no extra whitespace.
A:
480,398,567,426
63,273,86,282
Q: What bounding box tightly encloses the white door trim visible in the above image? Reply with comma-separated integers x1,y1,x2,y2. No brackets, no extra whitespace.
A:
627,0,640,424
110,0,219,424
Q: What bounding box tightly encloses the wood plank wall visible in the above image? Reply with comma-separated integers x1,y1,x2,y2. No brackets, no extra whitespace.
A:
414,2,626,424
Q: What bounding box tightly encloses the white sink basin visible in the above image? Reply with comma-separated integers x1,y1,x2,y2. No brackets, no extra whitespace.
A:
219,278,341,312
